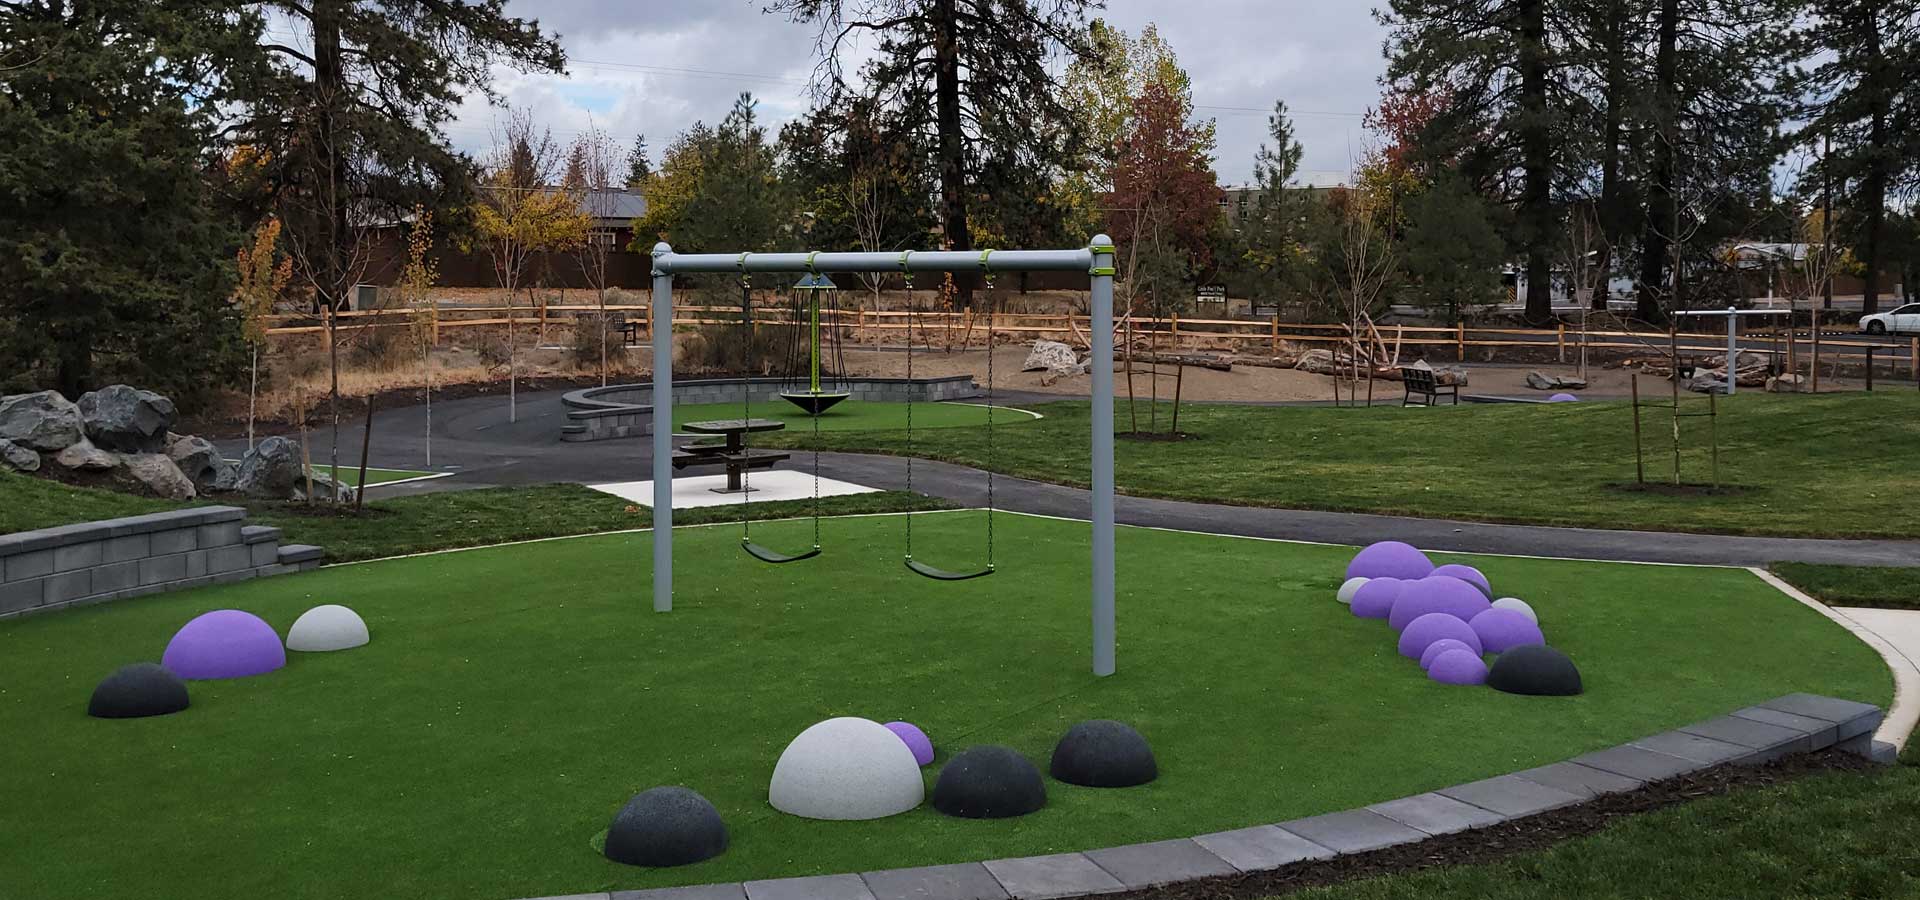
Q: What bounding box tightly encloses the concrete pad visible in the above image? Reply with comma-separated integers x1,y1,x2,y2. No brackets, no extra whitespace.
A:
1512,761,1644,798
861,864,1008,900
590,471,879,509
1629,730,1755,766
1277,809,1428,854
1569,745,1703,782
614,886,748,900
1191,825,1334,872
982,854,1125,900
1679,715,1814,760
1367,792,1506,835
1437,775,1584,818
1084,839,1238,889
746,875,876,900
1730,706,1840,747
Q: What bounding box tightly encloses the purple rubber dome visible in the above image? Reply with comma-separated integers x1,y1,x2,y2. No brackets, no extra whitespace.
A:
1469,608,1547,654
1350,577,1403,619
161,610,285,680
884,721,935,766
1398,613,1484,660
1428,649,1489,686
1389,576,1493,632
1420,638,1475,671
1345,541,1435,582
1430,564,1492,598
1549,393,1579,402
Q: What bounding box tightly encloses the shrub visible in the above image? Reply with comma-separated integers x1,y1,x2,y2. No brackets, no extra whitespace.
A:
683,322,785,376
569,312,629,371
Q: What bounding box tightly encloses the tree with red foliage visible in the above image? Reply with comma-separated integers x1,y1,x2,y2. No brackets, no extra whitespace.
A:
1107,80,1223,290
1364,86,1454,182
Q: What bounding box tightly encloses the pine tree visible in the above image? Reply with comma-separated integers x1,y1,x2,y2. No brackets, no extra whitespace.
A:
625,134,652,188
1240,102,1307,305
0,0,254,401
769,0,1097,304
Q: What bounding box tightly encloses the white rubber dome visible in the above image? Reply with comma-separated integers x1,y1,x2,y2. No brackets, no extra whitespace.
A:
768,716,924,820
285,604,370,652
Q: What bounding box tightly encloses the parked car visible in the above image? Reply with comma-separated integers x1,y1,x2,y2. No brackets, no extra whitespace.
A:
1859,303,1920,335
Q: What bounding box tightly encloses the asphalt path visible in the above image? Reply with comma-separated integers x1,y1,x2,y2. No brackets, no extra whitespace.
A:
221,387,1920,569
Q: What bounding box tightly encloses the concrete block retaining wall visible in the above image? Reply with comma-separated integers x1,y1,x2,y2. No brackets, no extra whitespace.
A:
0,507,324,619
510,693,1888,900
560,376,981,442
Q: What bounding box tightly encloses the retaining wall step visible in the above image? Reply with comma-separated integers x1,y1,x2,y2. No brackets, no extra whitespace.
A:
277,544,325,566
240,525,283,545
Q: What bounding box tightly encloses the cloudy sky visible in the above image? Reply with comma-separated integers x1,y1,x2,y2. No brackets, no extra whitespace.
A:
446,1,1389,187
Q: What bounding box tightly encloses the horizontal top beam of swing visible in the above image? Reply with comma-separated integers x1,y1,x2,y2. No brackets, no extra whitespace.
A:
649,243,1107,276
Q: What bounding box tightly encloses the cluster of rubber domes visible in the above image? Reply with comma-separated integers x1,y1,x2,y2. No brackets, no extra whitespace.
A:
86,605,370,720
1338,541,1581,695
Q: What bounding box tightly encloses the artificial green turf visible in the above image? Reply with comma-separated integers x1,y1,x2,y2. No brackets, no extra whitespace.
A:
1286,764,1920,899
768,392,1920,539
1771,563,1920,610
0,512,1889,900
673,398,1028,433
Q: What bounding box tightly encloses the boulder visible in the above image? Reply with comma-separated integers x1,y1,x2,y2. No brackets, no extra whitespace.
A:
1525,371,1588,391
1022,340,1079,373
604,786,729,868
235,437,304,499
1295,349,1339,375
114,453,196,500
1766,373,1809,393
52,438,117,472
77,385,176,452
297,469,356,503
0,438,40,473
0,390,83,451
932,745,1047,819
1049,720,1157,788
166,433,234,493
87,663,190,719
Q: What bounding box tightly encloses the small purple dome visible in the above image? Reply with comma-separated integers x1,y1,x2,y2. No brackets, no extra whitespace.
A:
884,721,934,766
162,610,285,680
1420,638,1475,671
1350,577,1403,619
1428,649,1489,686
1398,613,1484,660
1388,576,1493,631
1345,541,1434,582
1430,564,1492,598
1469,608,1547,654
1548,393,1579,402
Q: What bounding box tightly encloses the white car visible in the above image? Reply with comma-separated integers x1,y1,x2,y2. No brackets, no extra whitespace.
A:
1859,303,1920,335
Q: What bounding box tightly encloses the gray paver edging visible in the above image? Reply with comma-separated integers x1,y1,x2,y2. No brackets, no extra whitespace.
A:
513,693,1885,900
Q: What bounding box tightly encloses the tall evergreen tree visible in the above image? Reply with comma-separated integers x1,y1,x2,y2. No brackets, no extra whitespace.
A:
1238,102,1308,303
625,134,652,188
1801,3,1920,315
769,0,1096,304
1381,0,1567,323
0,0,255,400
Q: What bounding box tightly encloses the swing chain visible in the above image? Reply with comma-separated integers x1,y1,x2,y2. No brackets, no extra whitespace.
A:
902,260,916,562
982,267,995,571
740,268,754,542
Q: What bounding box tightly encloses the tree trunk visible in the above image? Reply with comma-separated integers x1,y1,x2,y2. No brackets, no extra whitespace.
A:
1518,0,1555,324
932,0,973,307
1861,8,1888,316
1638,0,1680,325
1593,0,1629,310
55,332,90,399
354,390,374,512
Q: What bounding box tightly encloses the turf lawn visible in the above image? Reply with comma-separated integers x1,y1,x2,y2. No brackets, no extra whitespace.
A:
0,471,951,562
314,464,440,487
1771,562,1920,611
768,391,1920,539
0,511,1889,900
672,398,1029,434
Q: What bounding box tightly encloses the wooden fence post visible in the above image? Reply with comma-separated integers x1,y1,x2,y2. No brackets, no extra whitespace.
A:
1270,315,1280,354
1456,321,1466,361
1170,312,1180,350
1557,322,1566,362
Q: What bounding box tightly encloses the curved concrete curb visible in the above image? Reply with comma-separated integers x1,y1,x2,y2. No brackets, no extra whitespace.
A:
512,694,1884,900
1753,567,1920,755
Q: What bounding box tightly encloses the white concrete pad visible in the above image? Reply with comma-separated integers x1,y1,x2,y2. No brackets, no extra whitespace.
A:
590,470,880,509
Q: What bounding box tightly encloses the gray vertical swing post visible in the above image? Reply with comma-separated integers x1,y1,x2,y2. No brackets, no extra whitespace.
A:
1725,306,1739,396
1089,235,1117,677
651,243,674,613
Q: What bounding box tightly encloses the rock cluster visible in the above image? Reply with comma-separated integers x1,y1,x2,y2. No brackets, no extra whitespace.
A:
0,385,350,502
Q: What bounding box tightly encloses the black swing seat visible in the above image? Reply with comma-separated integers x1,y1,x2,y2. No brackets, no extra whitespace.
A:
905,558,994,582
743,540,821,564
780,391,851,415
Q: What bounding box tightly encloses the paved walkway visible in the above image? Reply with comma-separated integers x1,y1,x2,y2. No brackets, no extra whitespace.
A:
238,388,1920,569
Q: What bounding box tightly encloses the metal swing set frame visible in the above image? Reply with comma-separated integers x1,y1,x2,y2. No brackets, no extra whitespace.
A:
647,236,1121,676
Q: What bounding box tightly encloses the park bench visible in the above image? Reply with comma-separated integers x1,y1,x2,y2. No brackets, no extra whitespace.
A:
675,418,792,493
1400,366,1459,407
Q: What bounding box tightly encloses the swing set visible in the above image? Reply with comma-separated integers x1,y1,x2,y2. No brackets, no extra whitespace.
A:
647,238,1123,676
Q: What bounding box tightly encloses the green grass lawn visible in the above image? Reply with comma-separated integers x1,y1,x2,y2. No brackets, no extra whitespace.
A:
0,470,951,562
0,511,1888,900
313,465,440,487
1287,761,1920,899
673,398,1029,434
769,391,1920,539
1771,563,1920,610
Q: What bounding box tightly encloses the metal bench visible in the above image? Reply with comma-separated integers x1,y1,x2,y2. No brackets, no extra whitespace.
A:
1400,366,1459,407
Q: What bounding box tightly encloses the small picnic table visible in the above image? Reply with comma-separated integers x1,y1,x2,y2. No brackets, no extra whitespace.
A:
674,418,792,493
